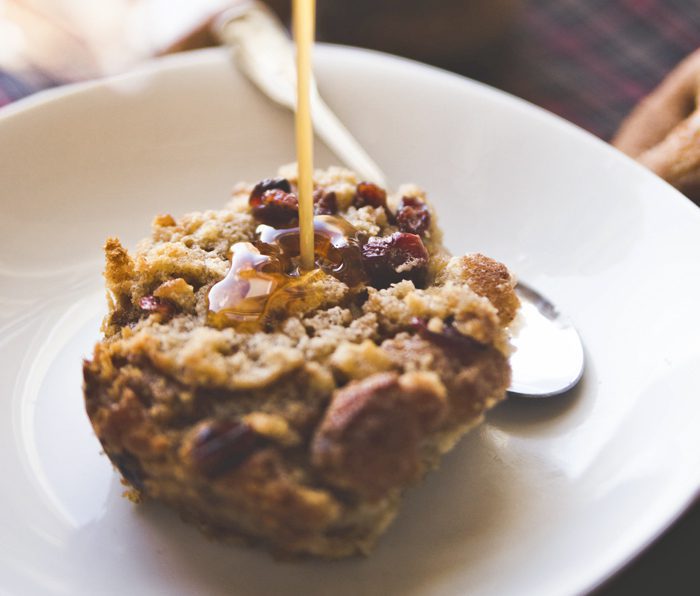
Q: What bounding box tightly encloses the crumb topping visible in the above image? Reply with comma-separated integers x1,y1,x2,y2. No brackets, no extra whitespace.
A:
84,166,519,558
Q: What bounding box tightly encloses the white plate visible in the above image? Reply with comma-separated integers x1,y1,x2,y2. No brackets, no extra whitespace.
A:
2,46,700,596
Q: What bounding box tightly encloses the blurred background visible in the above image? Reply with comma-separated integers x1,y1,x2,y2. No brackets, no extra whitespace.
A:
2,0,700,140
1,0,699,593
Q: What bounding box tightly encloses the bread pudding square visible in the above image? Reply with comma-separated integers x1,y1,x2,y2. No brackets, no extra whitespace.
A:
83,166,519,558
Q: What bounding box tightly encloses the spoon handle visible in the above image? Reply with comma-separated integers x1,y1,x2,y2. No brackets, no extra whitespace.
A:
214,1,387,186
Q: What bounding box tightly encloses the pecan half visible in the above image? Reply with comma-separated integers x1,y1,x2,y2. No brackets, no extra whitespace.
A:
311,372,447,499
188,419,266,478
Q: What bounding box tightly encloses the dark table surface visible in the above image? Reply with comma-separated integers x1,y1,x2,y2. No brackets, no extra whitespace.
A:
501,4,700,591
505,4,700,592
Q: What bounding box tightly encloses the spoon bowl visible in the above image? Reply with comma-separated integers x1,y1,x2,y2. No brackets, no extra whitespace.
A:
508,282,584,397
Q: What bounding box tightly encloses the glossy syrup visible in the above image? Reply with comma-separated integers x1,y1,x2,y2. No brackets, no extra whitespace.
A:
207,216,365,330
208,0,326,330
293,0,316,270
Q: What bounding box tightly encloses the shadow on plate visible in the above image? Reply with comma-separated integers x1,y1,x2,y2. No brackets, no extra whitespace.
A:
84,430,538,596
487,354,593,438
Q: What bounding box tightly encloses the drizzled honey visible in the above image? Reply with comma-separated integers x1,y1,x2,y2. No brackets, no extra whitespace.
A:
208,0,339,331
207,216,365,330
293,0,316,270
207,242,282,330
257,215,365,286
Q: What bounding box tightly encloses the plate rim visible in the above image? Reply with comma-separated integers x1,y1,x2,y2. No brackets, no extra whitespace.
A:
2,43,699,222
2,43,700,596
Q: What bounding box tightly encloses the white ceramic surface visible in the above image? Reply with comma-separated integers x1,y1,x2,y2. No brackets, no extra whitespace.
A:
2,46,700,596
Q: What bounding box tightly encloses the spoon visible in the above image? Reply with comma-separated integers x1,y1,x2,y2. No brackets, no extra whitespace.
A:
214,3,585,397
509,283,584,397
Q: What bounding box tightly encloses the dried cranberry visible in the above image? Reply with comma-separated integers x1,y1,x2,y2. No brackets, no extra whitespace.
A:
190,419,265,477
396,196,431,236
313,189,338,215
139,295,174,317
412,317,487,363
250,188,299,225
353,182,387,209
249,177,292,203
361,232,429,288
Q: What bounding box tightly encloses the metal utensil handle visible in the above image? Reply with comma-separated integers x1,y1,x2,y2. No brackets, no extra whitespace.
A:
214,1,387,186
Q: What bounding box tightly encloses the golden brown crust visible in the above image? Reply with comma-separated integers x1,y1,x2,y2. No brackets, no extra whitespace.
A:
437,253,520,326
612,48,700,203
83,167,516,558
380,333,511,421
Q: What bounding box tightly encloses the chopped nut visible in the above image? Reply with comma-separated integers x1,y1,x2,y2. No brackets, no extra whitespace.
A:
243,412,300,447
330,340,394,380
187,419,265,478
426,316,444,333
153,278,196,311
153,214,176,228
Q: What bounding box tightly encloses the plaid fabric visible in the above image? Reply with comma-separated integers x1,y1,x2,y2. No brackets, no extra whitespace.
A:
0,69,63,108
0,71,37,107
511,0,700,139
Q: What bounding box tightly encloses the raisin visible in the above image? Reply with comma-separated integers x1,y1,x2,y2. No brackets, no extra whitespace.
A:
313,189,338,215
249,177,292,203
138,295,174,317
396,196,431,235
412,317,487,363
190,419,264,477
250,188,299,225
353,182,387,209
361,232,429,288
